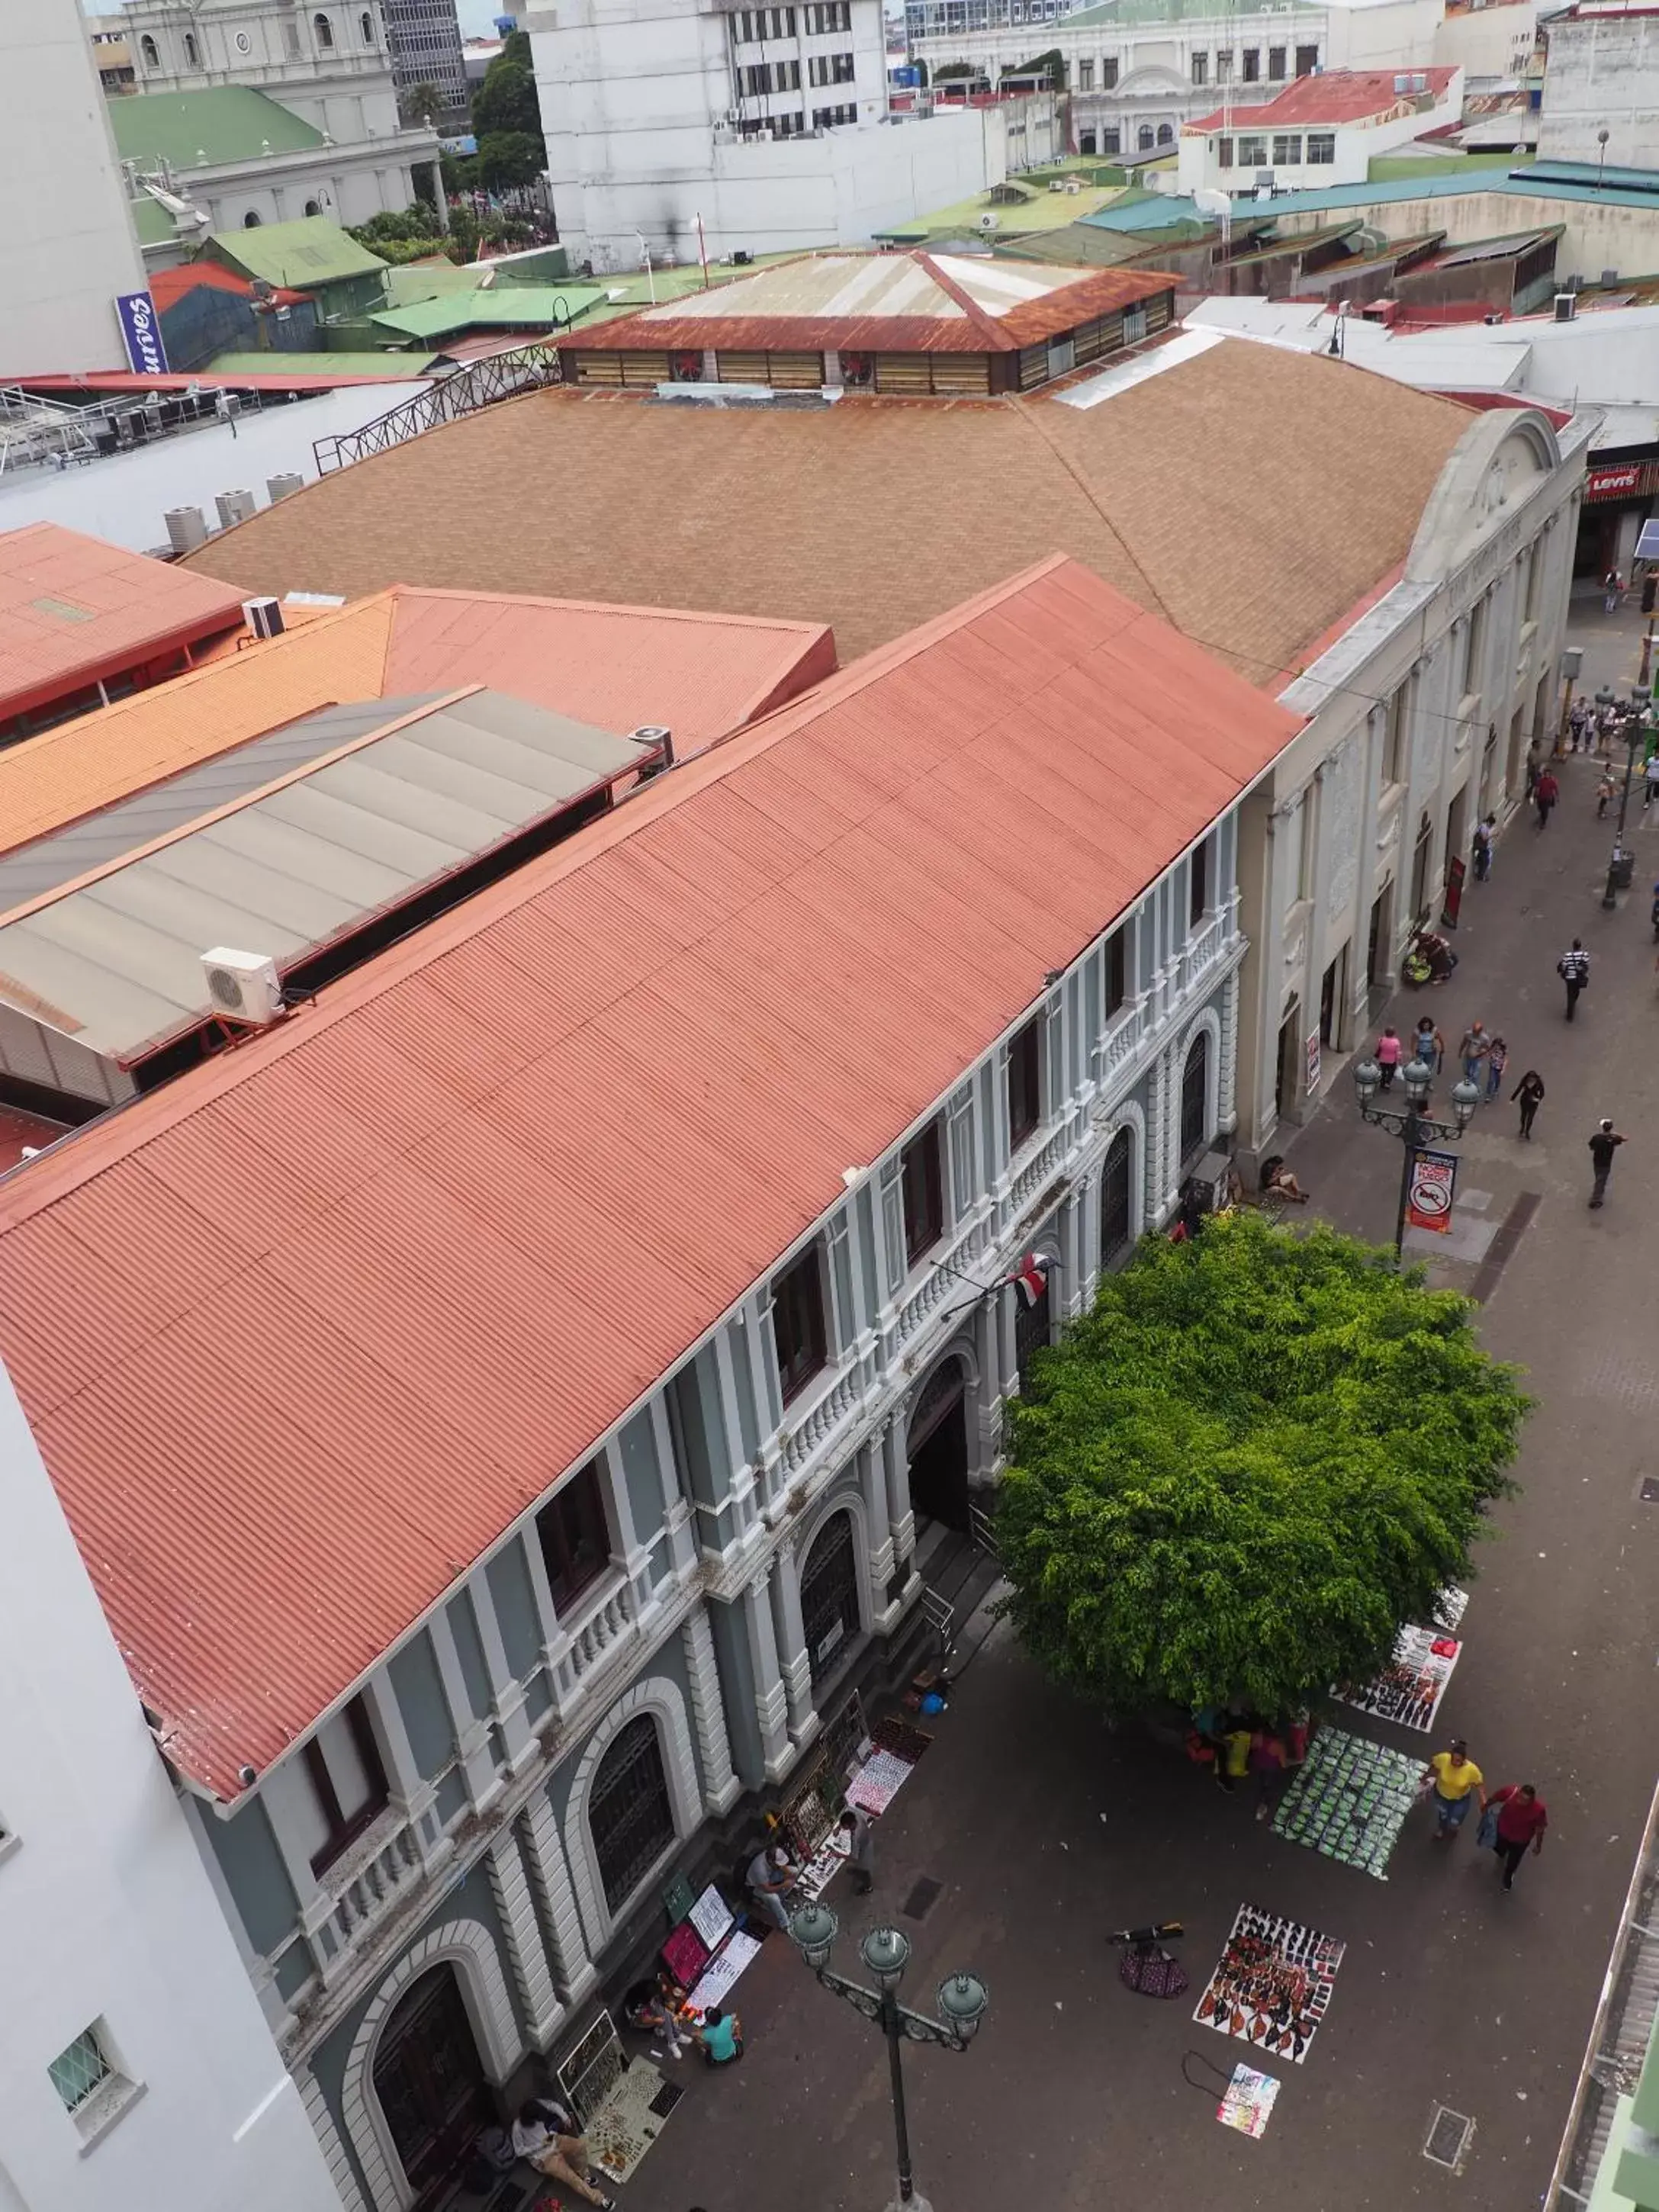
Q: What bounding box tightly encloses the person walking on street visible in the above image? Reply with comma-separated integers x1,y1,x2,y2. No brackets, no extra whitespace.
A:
1249,1724,1288,1824
1589,1117,1625,1208
1526,738,1543,797
1414,1014,1444,1072
1484,1033,1507,1100
1424,1738,1485,1843
1512,1069,1545,1138
1375,1025,1402,1089
747,1841,798,1931
1535,766,1560,828
837,1805,876,1895
1600,766,1619,816
1472,814,1496,879
1458,1021,1490,1085
1645,749,1659,809
1569,699,1589,753
1558,938,1590,1021
1484,1783,1548,1892
1605,566,1625,614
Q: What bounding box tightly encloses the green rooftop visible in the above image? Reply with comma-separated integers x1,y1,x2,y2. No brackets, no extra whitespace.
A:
876,176,1127,243
107,86,323,169
129,193,176,248
204,217,389,290
205,351,439,378
368,284,606,340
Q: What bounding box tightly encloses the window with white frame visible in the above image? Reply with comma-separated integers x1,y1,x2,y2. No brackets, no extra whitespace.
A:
1078,56,1095,88
1237,133,1266,166
1272,133,1301,164
49,2021,140,2145
1216,47,1233,79
1382,682,1409,786
1267,43,1285,77
1305,131,1335,164
300,1694,390,1875
1007,1012,1044,1151
1101,55,1117,85
1191,50,1207,83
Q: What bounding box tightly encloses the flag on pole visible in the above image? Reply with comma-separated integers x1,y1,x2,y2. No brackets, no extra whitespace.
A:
1010,1252,1056,1309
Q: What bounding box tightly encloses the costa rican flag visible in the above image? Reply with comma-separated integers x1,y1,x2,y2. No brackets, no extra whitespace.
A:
1010,1252,1056,1309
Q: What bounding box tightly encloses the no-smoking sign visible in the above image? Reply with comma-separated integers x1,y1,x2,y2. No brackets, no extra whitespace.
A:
1407,1149,1457,1234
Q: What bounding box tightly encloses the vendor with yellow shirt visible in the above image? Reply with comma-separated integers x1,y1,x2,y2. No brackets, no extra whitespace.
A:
1423,1737,1486,1842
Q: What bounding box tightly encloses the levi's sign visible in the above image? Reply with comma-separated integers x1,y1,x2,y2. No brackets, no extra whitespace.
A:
114,289,169,376
1587,462,1642,500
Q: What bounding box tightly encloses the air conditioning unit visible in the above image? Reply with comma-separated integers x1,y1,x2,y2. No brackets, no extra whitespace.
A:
243,596,285,640
978,210,1000,229
201,947,283,1026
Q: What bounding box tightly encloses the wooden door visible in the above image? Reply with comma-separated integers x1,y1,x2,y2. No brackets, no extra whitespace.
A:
372,1966,493,2206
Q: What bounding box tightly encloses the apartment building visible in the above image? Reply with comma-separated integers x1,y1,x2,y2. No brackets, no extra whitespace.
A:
0,555,1296,2211
1177,64,1461,192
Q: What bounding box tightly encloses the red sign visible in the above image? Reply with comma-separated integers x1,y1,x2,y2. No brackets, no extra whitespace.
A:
1440,853,1465,929
1587,463,1644,501
1406,1149,1457,1235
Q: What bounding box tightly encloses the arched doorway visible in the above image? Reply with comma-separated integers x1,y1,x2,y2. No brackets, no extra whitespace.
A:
800,1510,862,1680
907,1355,970,1533
1099,1124,1134,1272
1180,1030,1210,1162
590,1712,675,1913
371,1965,492,2205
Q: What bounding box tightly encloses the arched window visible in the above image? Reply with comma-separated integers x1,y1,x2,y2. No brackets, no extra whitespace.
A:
800,1512,860,1683
590,1714,674,1911
361,7,376,37
1137,123,1154,150
140,33,159,66
1099,1125,1133,1269
243,210,263,227
304,198,321,216
1180,1031,1210,1162
314,10,336,47
1156,121,1174,144
184,31,199,64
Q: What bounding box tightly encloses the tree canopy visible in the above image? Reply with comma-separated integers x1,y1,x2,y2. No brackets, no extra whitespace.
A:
471,30,543,147
997,1214,1528,1721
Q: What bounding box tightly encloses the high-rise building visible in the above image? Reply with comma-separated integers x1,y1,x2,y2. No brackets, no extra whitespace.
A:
1,0,146,375
382,0,471,119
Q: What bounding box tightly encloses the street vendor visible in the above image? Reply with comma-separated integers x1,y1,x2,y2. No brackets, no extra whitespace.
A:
838,1804,876,1896
747,1839,798,1931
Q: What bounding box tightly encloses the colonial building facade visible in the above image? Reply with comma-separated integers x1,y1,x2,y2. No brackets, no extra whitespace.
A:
0,557,1295,2210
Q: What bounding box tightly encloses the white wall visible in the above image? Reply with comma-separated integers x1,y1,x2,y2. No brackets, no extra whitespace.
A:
1538,9,1659,166
0,1359,339,2212
1320,0,1442,69
0,0,146,375
1178,67,1461,190
1432,0,1538,85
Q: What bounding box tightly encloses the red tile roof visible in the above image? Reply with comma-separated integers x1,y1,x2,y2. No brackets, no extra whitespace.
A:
0,555,1299,1799
148,262,307,312
1186,66,1460,132
0,523,247,725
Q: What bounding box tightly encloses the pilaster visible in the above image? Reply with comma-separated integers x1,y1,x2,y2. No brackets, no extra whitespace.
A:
883,1413,917,1567
770,1537,818,1743
1217,970,1240,1135
681,1607,741,1813
859,1436,897,1599
429,1606,501,1813
519,1792,598,2010
468,1572,535,1774
296,2062,371,2212
741,1565,793,1779
487,1825,562,2047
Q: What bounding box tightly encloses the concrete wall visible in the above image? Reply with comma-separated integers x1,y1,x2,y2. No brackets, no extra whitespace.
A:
1433,0,1538,86
0,0,147,373
1538,9,1659,168
1265,181,1659,284
0,1360,338,2212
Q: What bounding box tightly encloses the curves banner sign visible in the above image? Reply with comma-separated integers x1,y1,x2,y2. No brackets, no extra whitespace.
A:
1406,1148,1457,1236
114,290,169,376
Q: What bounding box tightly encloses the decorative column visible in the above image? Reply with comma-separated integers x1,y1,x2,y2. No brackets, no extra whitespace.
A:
468,1574,536,1775
296,2064,372,2212
1217,969,1240,1137
519,1792,597,2009
883,1413,917,1569
681,1608,741,1813
770,1536,818,1744
859,1436,897,1597
741,1565,793,1780
487,1825,561,2048
428,1606,501,1813
648,1400,699,1580
1059,1192,1083,1318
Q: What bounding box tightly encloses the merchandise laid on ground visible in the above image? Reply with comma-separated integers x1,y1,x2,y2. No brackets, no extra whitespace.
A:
1339,1587,1468,1731
794,1709,934,1899
1272,1726,1423,1879
1217,2062,1283,2139
1194,1906,1345,2064
555,2011,683,2185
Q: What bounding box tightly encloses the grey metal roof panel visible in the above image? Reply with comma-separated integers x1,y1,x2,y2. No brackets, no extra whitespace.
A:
0,686,645,1061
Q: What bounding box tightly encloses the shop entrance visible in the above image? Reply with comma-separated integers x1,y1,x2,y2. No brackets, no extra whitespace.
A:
372,1966,493,2207
1444,785,1468,888
1320,941,1348,1050
1409,810,1432,927
1366,882,1393,992
1275,997,1301,1123
907,1357,970,1534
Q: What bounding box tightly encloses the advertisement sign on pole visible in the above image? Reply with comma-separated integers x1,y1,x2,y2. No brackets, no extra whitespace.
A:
114,290,169,376
1406,1148,1457,1236
1305,1027,1321,1097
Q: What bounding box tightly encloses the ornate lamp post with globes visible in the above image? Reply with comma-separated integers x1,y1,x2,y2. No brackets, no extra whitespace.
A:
1351,1050,1479,1258
789,1903,988,2212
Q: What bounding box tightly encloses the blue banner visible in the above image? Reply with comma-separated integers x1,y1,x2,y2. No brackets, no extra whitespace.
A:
114,290,169,376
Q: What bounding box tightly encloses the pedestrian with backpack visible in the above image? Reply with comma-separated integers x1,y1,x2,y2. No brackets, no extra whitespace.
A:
1558,939,1590,1020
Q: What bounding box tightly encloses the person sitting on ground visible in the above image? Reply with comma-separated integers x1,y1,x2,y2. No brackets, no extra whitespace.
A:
699,2005,744,2066
1259,1154,1309,1204
512,2098,616,2210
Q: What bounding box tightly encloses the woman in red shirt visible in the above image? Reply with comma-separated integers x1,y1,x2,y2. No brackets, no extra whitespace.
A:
1488,1783,1548,1892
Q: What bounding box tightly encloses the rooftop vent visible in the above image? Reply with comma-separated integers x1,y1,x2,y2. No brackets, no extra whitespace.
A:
243,596,285,641
215,488,257,529
266,471,304,502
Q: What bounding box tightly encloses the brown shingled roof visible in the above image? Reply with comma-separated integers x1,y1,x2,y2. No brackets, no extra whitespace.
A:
182,335,1474,682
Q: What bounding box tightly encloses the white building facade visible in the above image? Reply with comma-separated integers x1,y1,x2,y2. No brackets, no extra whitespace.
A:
0,0,146,377
1176,64,1461,192
0,1367,339,2212
1235,400,1590,1149
119,0,444,223
1537,2,1659,168
528,0,1037,267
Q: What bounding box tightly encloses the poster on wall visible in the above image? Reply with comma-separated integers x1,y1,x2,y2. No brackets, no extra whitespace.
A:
114,289,169,375
1305,1028,1321,1096
1406,1149,1457,1235
1441,854,1466,930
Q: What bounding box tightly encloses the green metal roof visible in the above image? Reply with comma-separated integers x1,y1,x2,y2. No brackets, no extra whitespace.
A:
382,264,481,305
130,194,176,247
206,218,388,289
205,351,439,377
368,284,606,339
107,87,323,169
1238,166,1659,217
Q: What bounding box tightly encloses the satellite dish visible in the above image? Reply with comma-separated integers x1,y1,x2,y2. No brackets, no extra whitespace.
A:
1193,188,1233,217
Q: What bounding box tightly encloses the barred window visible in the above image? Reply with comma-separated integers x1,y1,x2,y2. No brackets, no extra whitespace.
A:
1100,1126,1133,1267
590,1715,675,1911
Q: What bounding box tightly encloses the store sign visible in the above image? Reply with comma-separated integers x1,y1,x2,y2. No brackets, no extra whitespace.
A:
114,289,169,376
1587,462,1644,502
1406,1148,1457,1235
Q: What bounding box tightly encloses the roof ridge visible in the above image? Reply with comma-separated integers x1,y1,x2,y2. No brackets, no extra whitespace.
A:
914,250,1012,349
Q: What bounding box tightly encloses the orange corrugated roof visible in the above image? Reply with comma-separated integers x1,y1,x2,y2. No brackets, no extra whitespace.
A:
0,588,832,858
0,522,247,724
0,555,1299,1798
1186,66,1460,132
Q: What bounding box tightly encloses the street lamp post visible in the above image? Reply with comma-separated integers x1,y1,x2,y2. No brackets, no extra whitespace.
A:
789,1905,988,2212
1351,1053,1480,1258
1601,693,1648,906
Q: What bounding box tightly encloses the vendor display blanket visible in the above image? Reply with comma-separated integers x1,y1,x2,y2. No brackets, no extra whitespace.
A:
585,2058,678,2185
1272,1725,1422,1879
1194,1905,1344,2065
1339,1609,1464,1733
844,1747,915,1815
686,1929,760,2018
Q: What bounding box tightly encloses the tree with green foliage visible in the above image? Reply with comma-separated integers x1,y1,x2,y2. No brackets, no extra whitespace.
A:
400,79,445,126
477,130,545,190
1008,46,1066,88
471,29,545,162
998,1214,1528,1722
445,207,482,265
